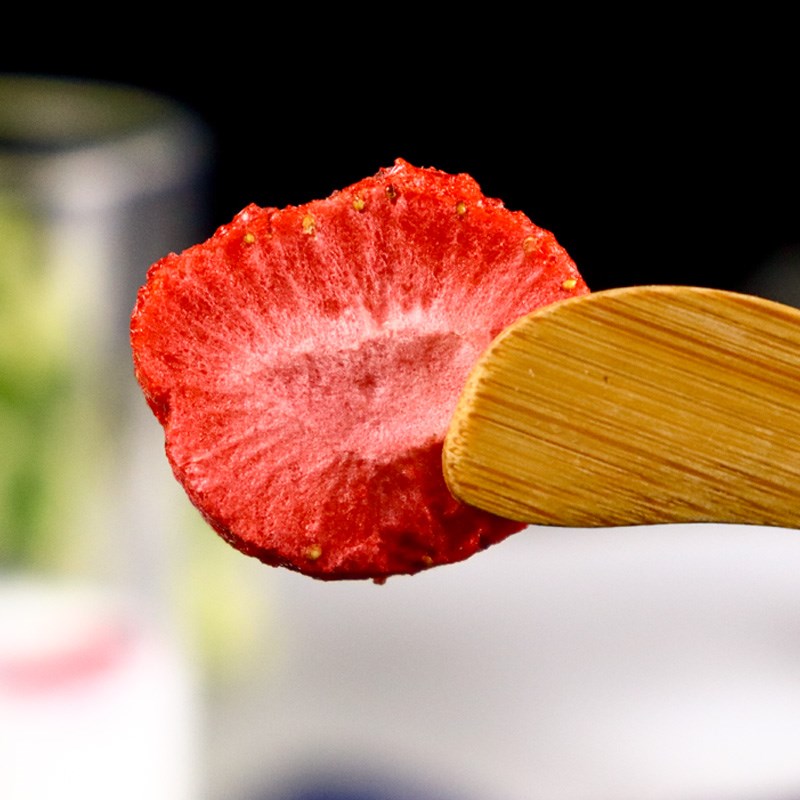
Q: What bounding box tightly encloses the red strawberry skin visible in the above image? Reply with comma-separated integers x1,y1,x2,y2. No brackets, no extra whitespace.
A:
131,159,587,581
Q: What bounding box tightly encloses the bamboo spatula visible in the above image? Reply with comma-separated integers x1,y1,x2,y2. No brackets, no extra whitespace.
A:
443,284,800,529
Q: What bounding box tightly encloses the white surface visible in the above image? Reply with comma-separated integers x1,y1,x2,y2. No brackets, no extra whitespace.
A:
0,580,199,800
207,523,800,800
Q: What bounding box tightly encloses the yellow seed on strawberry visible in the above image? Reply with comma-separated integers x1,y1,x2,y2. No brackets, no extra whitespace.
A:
305,544,323,561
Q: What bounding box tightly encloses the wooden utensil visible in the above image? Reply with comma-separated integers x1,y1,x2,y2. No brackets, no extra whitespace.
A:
443,285,800,528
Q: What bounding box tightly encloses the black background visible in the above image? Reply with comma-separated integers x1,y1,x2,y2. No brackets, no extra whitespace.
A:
4,31,797,296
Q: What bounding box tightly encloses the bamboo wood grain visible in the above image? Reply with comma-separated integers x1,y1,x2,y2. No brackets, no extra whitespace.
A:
443,285,800,528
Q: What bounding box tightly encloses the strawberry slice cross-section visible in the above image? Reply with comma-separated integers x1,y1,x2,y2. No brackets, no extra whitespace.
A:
130,159,587,581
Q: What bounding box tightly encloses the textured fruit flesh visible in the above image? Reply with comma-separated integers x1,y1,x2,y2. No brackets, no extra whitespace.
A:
131,159,587,581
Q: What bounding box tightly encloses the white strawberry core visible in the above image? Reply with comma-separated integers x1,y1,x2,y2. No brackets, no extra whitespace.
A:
271,327,488,462
304,333,479,460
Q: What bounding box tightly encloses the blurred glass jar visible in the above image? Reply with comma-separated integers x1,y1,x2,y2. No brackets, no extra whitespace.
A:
0,75,210,594
0,75,211,800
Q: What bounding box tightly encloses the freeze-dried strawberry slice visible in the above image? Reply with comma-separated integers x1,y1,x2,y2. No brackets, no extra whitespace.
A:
131,159,587,581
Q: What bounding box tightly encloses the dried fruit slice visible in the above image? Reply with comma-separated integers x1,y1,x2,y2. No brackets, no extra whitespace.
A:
131,159,587,581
